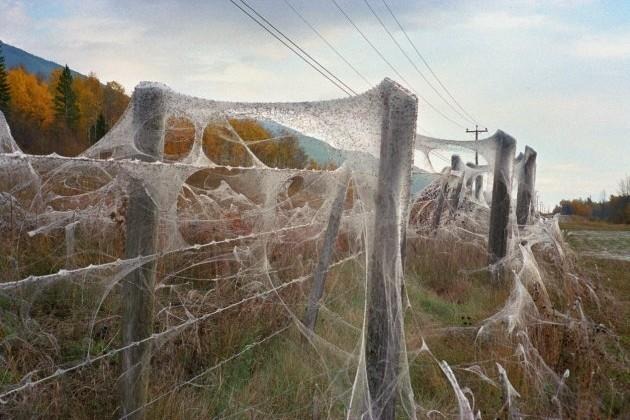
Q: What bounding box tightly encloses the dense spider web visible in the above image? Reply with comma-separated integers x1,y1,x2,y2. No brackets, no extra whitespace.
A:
0,80,622,419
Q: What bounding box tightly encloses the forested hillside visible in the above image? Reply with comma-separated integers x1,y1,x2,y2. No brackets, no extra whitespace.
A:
0,41,129,156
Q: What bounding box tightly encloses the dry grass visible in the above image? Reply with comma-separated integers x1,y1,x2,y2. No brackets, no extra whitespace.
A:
1,199,629,419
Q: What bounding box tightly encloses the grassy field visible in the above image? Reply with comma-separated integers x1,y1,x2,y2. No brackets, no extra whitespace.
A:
2,215,629,418
558,215,630,231
559,217,630,418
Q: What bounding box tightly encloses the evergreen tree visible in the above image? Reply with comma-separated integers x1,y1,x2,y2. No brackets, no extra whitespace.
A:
95,113,108,139
0,41,11,115
89,112,109,144
53,65,80,129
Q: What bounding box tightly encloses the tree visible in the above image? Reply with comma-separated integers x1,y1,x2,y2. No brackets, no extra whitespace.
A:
0,41,11,114
89,113,108,144
6,67,53,152
103,81,129,127
53,65,80,129
202,118,308,169
74,72,103,138
618,175,630,197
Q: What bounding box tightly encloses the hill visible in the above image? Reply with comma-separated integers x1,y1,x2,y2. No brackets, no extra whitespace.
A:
2,42,82,78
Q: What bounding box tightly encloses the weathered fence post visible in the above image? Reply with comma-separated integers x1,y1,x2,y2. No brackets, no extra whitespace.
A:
465,162,484,201
465,163,475,190
475,175,483,200
120,84,166,420
448,155,464,218
365,80,417,419
487,131,516,265
303,168,350,332
431,168,450,232
516,146,537,226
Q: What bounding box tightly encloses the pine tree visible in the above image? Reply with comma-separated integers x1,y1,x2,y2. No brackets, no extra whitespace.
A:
95,113,108,139
89,112,108,144
53,65,80,129
0,41,11,115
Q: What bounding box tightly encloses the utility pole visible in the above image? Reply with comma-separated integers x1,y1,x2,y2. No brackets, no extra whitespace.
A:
466,125,488,165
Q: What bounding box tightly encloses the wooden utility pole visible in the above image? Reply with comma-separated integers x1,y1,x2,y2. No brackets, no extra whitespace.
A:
466,125,488,165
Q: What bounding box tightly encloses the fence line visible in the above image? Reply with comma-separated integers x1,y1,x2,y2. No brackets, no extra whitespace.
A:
0,77,539,418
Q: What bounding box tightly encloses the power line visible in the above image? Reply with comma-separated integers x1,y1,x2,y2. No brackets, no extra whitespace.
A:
330,0,467,129
239,0,359,95
238,0,358,95
379,0,480,125
362,0,474,125
283,0,373,90
228,0,356,97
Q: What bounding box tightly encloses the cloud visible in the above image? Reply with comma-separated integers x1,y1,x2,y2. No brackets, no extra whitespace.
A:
574,33,630,59
536,162,620,204
467,11,550,31
0,1,32,39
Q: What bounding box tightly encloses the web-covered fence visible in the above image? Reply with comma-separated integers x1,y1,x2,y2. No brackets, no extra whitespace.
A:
0,79,618,419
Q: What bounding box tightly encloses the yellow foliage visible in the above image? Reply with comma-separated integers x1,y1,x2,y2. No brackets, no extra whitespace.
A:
103,81,129,127
201,118,308,169
8,67,53,127
202,120,253,167
73,72,103,135
164,117,195,161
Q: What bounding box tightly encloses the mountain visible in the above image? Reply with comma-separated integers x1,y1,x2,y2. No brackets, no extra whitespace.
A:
1,42,83,79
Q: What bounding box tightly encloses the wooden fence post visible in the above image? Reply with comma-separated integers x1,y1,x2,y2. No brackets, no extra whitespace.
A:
516,146,537,226
303,168,350,332
487,131,516,265
448,155,464,218
431,169,450,232
120,84,165,420
365,80,417,420
475,175,483,200
465,162,484,201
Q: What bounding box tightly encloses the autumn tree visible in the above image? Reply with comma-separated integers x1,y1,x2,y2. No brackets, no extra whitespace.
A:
102,81,129,127
6,67,53,152
0,41,10,114
74,72,103,138
202,118,308,169
53,65,80,129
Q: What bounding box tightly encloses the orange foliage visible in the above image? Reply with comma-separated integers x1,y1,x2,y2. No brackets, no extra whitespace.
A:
163,117,195,161
7,67,53,128
73,72,104,136
102,81,129,128
202,118,307,169
6,66,129,155
202,120,254,167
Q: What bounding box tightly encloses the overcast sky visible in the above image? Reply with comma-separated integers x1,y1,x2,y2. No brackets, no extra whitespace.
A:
1,0,629,207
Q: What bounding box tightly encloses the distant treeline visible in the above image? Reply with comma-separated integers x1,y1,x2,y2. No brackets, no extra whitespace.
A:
0,42,129,156
553,176,630,224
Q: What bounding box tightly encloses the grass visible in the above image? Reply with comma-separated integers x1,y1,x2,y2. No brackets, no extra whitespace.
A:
560,218,630,418
2,193,629,418
559,215,630,231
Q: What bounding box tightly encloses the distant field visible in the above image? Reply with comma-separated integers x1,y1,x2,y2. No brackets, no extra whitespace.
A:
559,215,630,232
560,218,630,417
560,217,630,262
564,230,630,262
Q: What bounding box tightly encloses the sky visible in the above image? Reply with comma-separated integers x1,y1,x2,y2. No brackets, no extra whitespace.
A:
1,0,629,208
